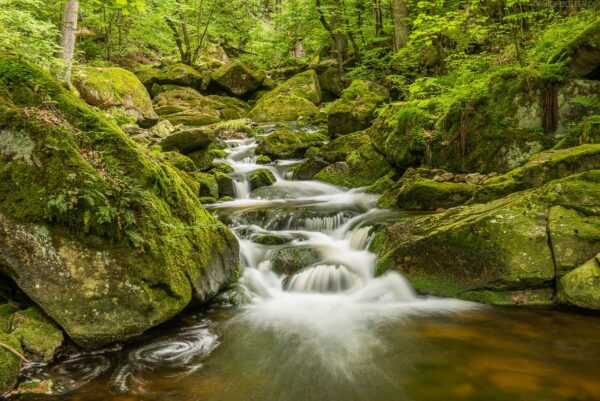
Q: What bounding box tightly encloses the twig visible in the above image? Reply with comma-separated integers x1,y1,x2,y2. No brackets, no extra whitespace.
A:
0,340,29,363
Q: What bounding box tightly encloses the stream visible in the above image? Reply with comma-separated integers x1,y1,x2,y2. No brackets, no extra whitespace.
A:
22,125,600,401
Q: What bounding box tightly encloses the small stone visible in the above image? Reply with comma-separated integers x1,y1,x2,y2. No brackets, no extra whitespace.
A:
433,175,445,182
441,172,455,182
464,173,484,185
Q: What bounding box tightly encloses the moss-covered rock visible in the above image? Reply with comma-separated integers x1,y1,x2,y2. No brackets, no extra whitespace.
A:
10,307,63,362
256,129,328,159
0,332,22,395
471,143,600,203
388,173,477,211
192,172,219,199
249,168,276,190
271,247,320,275
551,18,600,78
158,127,214,154
318,66,342,99
210,60,266,97
252,233,294,245
265,70,322,105
328,80,388,136
311,131,371,163
558,254,600,310
214,171,235,197
160,151,197,172
154,87,248,127
374,170,600,308
137,63,207,91
314,143,393,188
248,94,320,123
73,67,158,128
290,158,329,180
0,57,239,348
0,304,17,333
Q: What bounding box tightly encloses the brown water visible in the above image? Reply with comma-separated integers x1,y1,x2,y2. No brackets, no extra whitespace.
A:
22,305,600,401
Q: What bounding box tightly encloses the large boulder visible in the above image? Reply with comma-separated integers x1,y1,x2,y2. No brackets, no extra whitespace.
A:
0,58,239,347
137,63,207,91
73,67,158,128
551,19,600,78
154,87,249,126
374,169,600,309
558,254,600,309
314,142,393,188
248,70,322,123
328,80,388,136
211,60,266,97
249,168,276,191
158,127,214,154
256,129,328,159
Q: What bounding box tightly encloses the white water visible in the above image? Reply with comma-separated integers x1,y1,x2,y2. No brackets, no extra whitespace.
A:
210,128,477,347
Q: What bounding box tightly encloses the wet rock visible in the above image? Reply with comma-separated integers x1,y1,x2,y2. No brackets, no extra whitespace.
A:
271,248,320,275
291,158,329,180
192,172,219,199
215,171,235,197
160,151,197,172
211,60,266,97
252,233,295,246
249,168,276,191
73,67,158,128
137,63,207,91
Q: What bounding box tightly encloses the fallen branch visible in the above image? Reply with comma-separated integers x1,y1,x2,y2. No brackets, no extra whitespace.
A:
0,340,29,363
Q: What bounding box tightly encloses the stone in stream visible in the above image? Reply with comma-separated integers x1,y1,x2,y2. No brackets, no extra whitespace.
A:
0,58,239,348
214,171,236,198
249,168,276,191
271,248,321,275
256,129,328,160
9,307,63,362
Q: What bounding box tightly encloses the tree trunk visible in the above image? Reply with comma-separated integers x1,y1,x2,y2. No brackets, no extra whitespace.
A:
373,0,383,36
391,0,408,52
59,0,79,82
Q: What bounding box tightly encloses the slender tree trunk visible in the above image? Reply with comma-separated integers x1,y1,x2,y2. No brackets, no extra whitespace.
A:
59,0,79,82
373,0,383,36
391,0,409,52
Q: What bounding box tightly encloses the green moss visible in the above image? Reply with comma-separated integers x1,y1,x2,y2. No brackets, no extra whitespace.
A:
0,332,22,394
0,304,17,333
265,70,322,105
558,254,600,310
161,152,197,172
249,168,276,191
211,60,265,97
0,58,238,348
10,307,63,362
256,129,327,159
256,155,272,164
192,172,219,199
313,131,370,163
248,94,320,123
393,175,477,211
137,63,206,90
314,143,393,188
72,67,157,127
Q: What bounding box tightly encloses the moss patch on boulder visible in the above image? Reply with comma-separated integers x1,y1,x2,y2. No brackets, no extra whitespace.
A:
256,129,327,159
211,60,265,97
73,67,158,128
558,254,600,310
248,95,319,123
0,57,239,348
249,168,276,191
10,307,63,362
137,63,207,91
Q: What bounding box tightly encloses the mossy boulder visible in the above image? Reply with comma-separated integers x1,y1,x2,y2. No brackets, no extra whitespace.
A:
158,127,214,155
0,58,239,348
248,95,319,123
314,143,393,188
160,151,197,172
290,158,329,180
154,87,249,127
249,168,276,191
252,233,294,246
472,143,600,203
10,307,63,362
214,171,235,197
387,173,477,211
265,70,322,105
256,129,328,159
271,247,320,275
318,67,342,99
73,67,158,128
248,70,323,123
328,80,388,136
558,254,600,310
374,170,600,309
192,172,219,199
137,63,207,91
0,332,22,395
310,131,371,163
551,18,600,78
0,304,17,333
210,60,266,97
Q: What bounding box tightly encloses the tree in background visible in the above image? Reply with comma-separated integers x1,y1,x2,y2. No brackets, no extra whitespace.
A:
59,0,79,81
